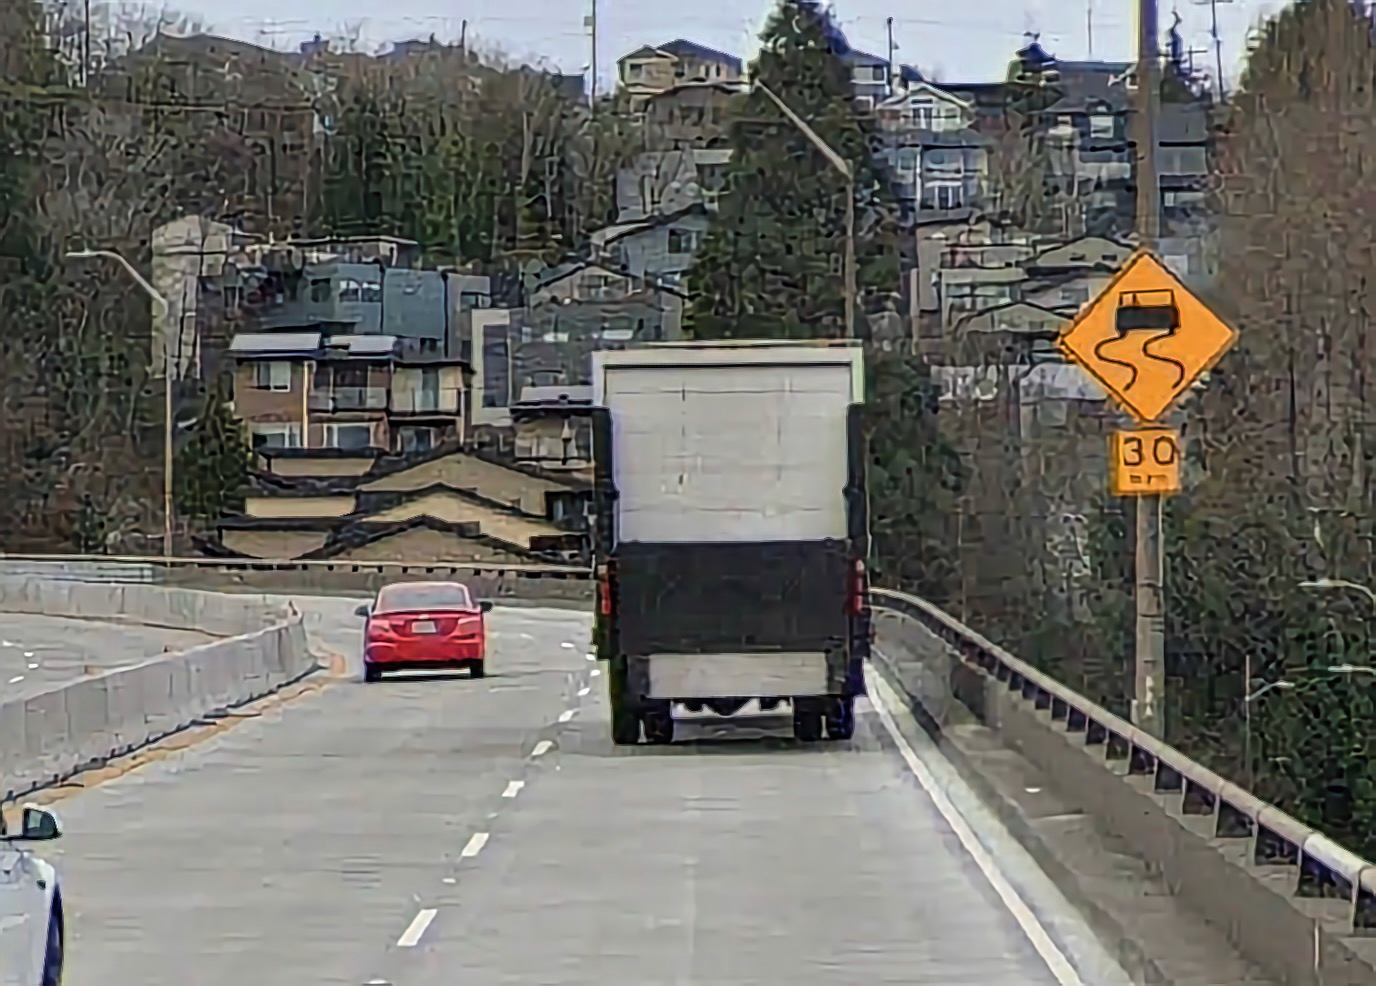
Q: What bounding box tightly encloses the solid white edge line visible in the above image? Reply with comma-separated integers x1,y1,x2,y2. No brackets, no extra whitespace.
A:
531,739,553,757
866,664,1086,986
502,780,525,798
461,832,490,858
396,907,438,947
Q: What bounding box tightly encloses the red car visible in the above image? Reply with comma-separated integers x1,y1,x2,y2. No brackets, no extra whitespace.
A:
356,581,493,682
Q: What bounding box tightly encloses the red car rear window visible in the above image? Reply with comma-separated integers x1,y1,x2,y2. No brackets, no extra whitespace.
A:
375,583,474,613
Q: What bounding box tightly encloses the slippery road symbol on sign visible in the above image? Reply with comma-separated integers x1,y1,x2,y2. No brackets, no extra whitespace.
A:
1058,249,1237,423
1095,289,1187,392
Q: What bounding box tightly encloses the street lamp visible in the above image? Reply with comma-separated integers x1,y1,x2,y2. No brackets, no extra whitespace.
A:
1242,663,1376,788
751,80,857,341
1300,578,1376,609
65,249,175,559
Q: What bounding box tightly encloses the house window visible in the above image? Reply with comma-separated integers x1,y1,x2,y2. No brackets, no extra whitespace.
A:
1090,114,1115,138
397,427,438,454
894,147,920,181
308,278,332,303
927,180,966,210
323,422,372,450
865,64,885,81
668,228,701,254
338,278,382,302
911,101,935,130
1059,285,1090,306
628,63,643,78
251,423,301,448
854,95,874,113
252,361,292,391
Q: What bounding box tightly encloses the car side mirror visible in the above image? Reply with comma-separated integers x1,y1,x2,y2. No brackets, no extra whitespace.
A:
354,604,370,618
17,806,61,842
479,600,493,613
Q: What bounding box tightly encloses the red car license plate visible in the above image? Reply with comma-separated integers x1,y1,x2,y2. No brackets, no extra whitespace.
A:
411,620,437,634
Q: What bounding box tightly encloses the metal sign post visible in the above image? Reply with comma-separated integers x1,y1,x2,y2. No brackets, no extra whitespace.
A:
1057,241,1238,737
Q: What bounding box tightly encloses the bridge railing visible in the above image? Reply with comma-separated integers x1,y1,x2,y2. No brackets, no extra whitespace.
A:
8,553,1376,944
871,585,1376,941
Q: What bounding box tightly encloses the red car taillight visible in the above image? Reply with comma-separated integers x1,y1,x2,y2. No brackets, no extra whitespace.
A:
598,564,613,616
847,559,867,615
366,617,401,640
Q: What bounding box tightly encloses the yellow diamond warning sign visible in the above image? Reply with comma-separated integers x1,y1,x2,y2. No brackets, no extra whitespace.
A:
1058,249,1238,423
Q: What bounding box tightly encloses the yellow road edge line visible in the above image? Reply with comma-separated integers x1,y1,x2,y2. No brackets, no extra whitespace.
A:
1,657,348,828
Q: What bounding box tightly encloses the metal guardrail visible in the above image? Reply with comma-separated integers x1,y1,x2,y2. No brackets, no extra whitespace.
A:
870,586,1376,933
0,559,158,583
7,552,1374,931
0,553,592,581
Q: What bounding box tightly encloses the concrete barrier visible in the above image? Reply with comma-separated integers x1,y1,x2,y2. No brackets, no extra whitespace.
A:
872,588,1376,986
0,577,317,802
0,619,314,802
0,575,285,635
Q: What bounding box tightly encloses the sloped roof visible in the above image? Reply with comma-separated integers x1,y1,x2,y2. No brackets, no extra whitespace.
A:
658,39,743,71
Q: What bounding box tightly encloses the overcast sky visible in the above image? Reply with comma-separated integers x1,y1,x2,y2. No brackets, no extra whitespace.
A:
169,0,1288,88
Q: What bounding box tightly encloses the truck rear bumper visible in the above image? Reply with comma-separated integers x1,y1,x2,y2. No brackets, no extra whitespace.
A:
644,651,828,700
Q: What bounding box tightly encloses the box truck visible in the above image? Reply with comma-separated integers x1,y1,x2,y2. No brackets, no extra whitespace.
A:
590,340,871,745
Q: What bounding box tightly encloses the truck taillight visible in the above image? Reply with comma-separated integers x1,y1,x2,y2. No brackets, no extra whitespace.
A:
598,564,613,616
847,559,866,615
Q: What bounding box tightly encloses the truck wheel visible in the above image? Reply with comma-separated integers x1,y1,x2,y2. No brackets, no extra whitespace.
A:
824,696,855,740
643,705,674,745
610,694,641,745
792,700,823,742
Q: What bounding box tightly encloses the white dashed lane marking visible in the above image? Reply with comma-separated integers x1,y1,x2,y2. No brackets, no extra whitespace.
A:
396,908,437,948
461,832,489,858
502,780,524,798
577,686,590,697
557,709,575,723
531,740,553,757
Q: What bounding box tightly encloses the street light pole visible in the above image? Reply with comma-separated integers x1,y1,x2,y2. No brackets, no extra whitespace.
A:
65,249,175,559
752,80,857,340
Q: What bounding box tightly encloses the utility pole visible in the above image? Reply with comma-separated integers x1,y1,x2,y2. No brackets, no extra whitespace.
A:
1209,0,1225,98
885,17,895,97
1086,0,1094,59
1132,0,1165,736
587,0,598,115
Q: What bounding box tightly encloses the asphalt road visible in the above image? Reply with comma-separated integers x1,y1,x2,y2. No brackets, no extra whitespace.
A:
0,614,214,702
47,598,1131,986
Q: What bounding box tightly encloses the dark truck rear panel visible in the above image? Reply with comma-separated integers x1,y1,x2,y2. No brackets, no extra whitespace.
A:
612,540,851,657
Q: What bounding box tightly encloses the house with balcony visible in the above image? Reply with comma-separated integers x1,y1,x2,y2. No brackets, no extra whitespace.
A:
643,81,740,150
231,235,491,361
228,330,471,455
1001,36,1213,245
875,82,990,225
510,384,594,479
617,39,744,113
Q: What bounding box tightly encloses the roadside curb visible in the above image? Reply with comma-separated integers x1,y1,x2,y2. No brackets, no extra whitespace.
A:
871,647,1182,986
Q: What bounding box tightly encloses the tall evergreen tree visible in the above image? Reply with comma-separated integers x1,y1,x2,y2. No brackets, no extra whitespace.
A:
173,386,251,522
685,0,964,601
685,0,895,339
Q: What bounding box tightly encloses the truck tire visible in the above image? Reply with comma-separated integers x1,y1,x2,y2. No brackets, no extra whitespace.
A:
824,696,855,740
643,705,674,745
608,655,641,745
610,694,641,745
792,699,823,742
